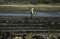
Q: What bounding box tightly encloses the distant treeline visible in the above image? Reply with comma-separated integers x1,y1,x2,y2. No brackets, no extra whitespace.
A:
0,0,60,4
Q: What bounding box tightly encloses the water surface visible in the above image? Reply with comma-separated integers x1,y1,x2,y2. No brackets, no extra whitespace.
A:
0,12,60,17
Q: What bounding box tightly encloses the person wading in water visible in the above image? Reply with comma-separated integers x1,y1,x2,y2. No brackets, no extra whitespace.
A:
30,8,34,19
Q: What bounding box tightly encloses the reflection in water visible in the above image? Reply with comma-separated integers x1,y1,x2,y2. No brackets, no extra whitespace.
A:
0,12,60,17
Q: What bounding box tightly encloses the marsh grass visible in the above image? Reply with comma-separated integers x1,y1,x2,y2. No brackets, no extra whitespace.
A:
0,4,60,10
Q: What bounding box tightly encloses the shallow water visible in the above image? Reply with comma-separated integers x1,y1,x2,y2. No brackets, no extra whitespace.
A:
0,12,60,17
34,12,60,17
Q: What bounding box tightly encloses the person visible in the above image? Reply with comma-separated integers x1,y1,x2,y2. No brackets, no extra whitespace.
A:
30,8,34,19
31,8,34,14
